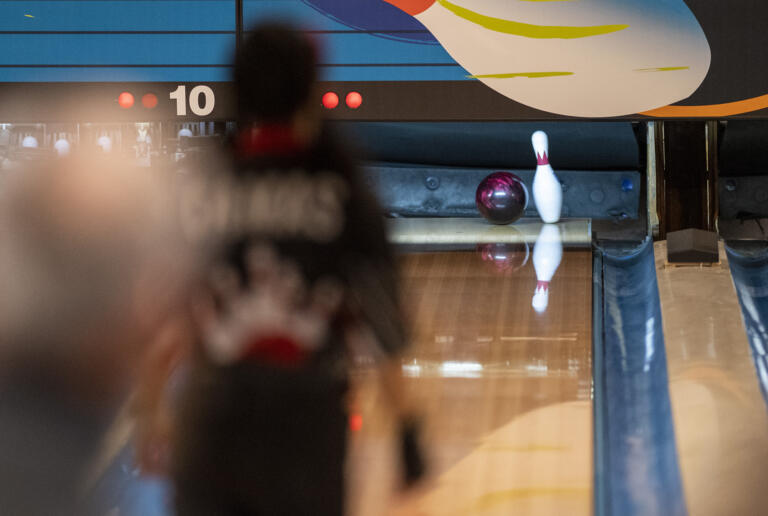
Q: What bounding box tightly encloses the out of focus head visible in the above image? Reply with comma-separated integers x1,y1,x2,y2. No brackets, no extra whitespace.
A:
0,154,190,400
234,22,319,126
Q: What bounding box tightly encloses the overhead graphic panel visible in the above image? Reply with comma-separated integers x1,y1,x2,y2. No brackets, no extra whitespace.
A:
1,0,767,121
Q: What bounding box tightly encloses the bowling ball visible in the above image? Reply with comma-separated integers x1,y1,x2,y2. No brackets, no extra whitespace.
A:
475,172,528,225
477,242,530,273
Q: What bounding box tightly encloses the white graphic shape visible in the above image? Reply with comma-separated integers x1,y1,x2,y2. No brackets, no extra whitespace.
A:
412,0,711,117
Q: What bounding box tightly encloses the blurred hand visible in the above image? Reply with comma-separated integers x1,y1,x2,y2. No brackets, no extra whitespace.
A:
132,316,191,476
399,417,428,489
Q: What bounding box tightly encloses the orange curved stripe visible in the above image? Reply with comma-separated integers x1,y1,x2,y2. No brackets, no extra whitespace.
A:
641,93,768,117
383,0,435,16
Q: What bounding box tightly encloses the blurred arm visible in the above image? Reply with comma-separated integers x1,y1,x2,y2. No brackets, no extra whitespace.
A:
131,313,194,474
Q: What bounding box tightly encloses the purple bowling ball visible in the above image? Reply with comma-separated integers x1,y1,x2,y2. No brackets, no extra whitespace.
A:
475,172,528,225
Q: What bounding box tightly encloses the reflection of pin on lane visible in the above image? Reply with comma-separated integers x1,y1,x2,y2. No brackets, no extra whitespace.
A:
384,0,711,117
532,224,563,314
531,131,562,224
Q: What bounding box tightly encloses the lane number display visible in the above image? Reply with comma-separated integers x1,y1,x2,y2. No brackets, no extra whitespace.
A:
169,85,215,116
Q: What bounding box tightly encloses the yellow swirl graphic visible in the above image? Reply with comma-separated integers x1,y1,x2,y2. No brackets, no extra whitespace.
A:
635,67,690,72
437,0,629,39
468,72,574,78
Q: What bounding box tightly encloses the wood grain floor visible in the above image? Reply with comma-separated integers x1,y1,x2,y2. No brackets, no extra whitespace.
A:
347,248,593,516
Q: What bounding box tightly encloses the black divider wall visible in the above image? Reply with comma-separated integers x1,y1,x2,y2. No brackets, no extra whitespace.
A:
720,121,768,177
341,122,641,171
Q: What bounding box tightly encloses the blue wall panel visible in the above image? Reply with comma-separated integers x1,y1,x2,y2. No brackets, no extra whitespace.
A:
0,67,231,82
0,1,235,82
0,0,461,82
0,1,235,31
0,34,235,65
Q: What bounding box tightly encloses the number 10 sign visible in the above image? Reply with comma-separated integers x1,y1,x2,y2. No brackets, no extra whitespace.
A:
170,85,216,116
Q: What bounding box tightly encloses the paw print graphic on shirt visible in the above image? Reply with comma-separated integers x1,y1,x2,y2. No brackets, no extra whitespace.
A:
196,243,344,365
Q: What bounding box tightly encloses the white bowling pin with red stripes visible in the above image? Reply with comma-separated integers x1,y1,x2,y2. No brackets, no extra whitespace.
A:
531,130,562,224
532,223,563,314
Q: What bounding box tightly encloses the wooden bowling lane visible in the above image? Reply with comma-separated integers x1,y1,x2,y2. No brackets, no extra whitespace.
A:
347,247,593,516
655,242,768,516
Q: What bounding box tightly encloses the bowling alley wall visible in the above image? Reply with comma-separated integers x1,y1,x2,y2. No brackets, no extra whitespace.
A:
2,1,768,240
3,0,768,121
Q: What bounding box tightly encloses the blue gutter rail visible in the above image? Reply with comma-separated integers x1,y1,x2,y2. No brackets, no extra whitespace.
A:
725,245,768,407
592,251,607,516
595,240,687,516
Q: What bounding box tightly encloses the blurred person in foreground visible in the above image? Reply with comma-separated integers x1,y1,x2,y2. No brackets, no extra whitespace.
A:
150,23,427,515
0,155,189,515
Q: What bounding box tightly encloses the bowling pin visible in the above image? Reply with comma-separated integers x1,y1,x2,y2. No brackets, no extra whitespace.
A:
21,135,38,149
532,223,563,314
96,135,112,153
53,138,70,157
531,130,562,224
384,0,710,117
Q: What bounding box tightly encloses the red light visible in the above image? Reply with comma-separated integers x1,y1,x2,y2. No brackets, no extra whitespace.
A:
322,92,339,109
349,413,363,432
118,92,134,109
346,91,363,109
142,93,158,109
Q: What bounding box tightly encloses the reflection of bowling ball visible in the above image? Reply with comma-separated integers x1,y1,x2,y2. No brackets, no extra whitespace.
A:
476,172,528,225
477,242,530,273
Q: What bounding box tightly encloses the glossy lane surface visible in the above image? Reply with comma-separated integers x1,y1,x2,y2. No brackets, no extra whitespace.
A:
655,241,768,516
348,247,593,516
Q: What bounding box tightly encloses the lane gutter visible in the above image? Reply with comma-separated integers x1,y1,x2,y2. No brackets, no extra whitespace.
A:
594,239,687,516
592,248,607,516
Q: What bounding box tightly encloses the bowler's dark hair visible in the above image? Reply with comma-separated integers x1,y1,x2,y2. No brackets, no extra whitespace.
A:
234,23,317,123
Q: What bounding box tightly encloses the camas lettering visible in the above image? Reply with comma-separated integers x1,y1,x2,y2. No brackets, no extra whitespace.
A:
179,170,349,244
